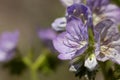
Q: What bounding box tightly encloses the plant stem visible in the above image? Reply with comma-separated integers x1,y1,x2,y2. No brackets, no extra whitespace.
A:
99,62,114,80
23,49,50,80
30,68,38,80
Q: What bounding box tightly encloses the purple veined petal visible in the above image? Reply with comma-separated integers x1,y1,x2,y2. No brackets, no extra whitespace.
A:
0,30,19,52
94,19,113,42
66,17,88,56
109,52,120,65
53,31,88,60
38,28,57,41
60,0,81,7
87,0,109,12
103,26,120,45
96,53,109,62
53,32,77,60
67,3,93,27
96,56,109,62
97,45,120,64
94,19,113,57
66,16,88,57
66,16,88,41
67,3,92,19
99,24,119,46
102,46,120,64
101,4,120,24
51,17,66,31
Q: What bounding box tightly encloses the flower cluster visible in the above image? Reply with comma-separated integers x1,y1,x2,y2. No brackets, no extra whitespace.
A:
51,0,120,79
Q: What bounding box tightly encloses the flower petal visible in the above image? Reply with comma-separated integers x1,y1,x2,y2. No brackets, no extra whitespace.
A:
51,17,66,31
67,3,92,25
87,0,109,12
60,0,81,7
38,28,57,40
58,53,75,60
94,19,113,41
53,32,76,60
102,4,120,24
66,16,88,40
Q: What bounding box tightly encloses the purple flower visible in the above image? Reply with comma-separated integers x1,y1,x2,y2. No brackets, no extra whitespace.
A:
38,28,57,41
67,3,92,26
87,0,109,12
94,19,120,64
60,0,120,25
38,28,57,51
51,3,93,32
53,16,88,60
0,30,19,62
101,4,120,24
87,0,120,25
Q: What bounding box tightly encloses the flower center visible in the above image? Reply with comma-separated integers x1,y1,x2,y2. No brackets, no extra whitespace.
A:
77,41,87,50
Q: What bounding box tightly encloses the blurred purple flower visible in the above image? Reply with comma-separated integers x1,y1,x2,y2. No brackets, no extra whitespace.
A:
53,16,88,60
38,28,57,41
0,31,19,62
38,28,57,51
94,19,120,64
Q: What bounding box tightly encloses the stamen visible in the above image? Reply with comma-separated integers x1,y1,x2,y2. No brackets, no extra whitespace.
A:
73,9,76,13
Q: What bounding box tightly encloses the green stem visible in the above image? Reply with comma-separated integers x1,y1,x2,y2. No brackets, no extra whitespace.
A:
23,49,50,80
99,62,114,80
30,68,38,80
33,52,48,70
